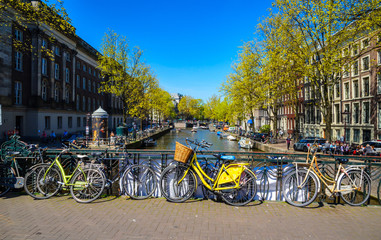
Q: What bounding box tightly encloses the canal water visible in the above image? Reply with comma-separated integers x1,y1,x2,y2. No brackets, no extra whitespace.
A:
144,128,253,152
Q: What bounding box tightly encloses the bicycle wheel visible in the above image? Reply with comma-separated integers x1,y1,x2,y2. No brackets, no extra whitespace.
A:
70,168,105,203
159,164,196,203
378,179,381,206
338,169,371,206
35,165,62,199
121,165,157,200
282,168,319,207
0,164,13,197
220,169,257,206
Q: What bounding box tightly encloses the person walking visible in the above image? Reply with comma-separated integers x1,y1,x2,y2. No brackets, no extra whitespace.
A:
286,135,291,150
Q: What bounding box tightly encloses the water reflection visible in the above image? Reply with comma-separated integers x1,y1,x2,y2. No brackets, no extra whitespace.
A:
144,128,254,152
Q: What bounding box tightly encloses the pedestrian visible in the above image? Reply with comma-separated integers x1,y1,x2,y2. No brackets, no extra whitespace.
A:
364,144,373,156
50,131,56,142
286,135,291,150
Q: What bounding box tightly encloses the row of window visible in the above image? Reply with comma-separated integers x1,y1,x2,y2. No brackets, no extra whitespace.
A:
44,116,86,130
304,128,372,143
76,60,100,78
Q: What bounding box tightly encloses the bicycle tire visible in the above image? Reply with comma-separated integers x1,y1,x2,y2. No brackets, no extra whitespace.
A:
24,164,56,199
282,168,319,207
35,165,62,199
378,179,381,206
70,168,105,203
220,169,257,206
338,169,371,206
0,164,13,197
121,164,157,200
159,164,196,203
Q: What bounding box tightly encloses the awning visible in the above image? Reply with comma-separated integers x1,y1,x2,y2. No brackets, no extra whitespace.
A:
247,119,253,124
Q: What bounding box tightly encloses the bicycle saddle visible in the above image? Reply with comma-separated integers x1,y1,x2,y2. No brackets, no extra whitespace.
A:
336,158,349,164
213,154,236,161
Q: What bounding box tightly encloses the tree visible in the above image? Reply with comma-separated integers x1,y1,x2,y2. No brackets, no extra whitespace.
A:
1,0,75,56
98,30,157,127
222,41,265,132
178,96,204,120
273,0,380,141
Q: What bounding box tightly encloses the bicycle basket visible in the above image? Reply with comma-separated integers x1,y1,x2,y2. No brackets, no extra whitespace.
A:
174,142,193,163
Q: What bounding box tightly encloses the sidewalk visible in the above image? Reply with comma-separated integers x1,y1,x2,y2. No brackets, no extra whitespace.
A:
1,193,380,240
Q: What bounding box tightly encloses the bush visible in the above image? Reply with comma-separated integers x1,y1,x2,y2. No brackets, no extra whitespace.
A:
259,124,271,134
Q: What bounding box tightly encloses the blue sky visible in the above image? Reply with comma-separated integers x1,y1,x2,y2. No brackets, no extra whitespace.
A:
61,0,273,101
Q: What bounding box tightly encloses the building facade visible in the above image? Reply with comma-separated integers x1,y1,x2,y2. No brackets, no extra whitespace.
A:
0,4,123,140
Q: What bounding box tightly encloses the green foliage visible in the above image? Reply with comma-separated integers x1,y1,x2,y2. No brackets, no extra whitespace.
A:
259,124,270,134
178,96,204,120
97,30,158,123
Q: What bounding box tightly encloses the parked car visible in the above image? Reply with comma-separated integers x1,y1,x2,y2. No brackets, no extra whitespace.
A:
293,138,326,152
252,133,269,142
360,141,381,153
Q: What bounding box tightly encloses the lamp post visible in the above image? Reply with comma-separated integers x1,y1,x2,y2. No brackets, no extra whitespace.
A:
342,111,350,144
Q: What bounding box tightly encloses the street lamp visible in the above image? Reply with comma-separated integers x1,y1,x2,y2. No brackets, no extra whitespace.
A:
341,111,350,144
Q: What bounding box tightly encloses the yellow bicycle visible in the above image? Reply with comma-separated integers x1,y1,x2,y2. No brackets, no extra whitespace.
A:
282,144,371,207
159,139,257,206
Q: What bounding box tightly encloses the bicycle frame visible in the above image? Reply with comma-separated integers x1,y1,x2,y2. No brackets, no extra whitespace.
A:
44,152,86,187
180,151,254,192
294,149,366,195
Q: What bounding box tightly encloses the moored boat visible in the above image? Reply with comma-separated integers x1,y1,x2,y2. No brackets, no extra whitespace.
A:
238,137,254,149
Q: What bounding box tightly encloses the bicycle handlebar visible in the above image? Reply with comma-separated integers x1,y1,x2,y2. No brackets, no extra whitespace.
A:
185,138,212,150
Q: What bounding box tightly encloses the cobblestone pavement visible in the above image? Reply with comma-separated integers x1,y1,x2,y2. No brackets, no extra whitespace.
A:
1,193,381,240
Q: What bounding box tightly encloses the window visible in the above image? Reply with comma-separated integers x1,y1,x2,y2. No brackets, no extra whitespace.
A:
54,63,59,79
344,104,350,124
335,83,340,98
77,117,81,127
88,79,91,92
345,129,350,143
42,81,47,101
363,77,370,97
65,52,71,62
15,82,22,105
93,70,96,77
353,61,359,75
68,117,72,128
89,67,92,75
65,68,70,83
352,44,358,55
15,51,22,71
15,29,23,42
42,58,47,75
83,77,86,90
55,46,60,56
363,102,370,124
88,97,91,111
76,94,80,110
76,61,80,69
354,129,360,142
76,75,80,88
44,116,50,130
362,56,369,71
82,96,86,111
93,82,96,93
41,38,47,48
83,64,86,72
378,73,381,94
54,83,59,102
353,103,360,124
93,98,95,111
378,50,381,65
83,117,86,128
353,80,359,98
57,117,62,129
362,38,369,49
344,82,349,99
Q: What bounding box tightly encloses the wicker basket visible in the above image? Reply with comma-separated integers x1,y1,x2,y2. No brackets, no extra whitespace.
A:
174,142,194,163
